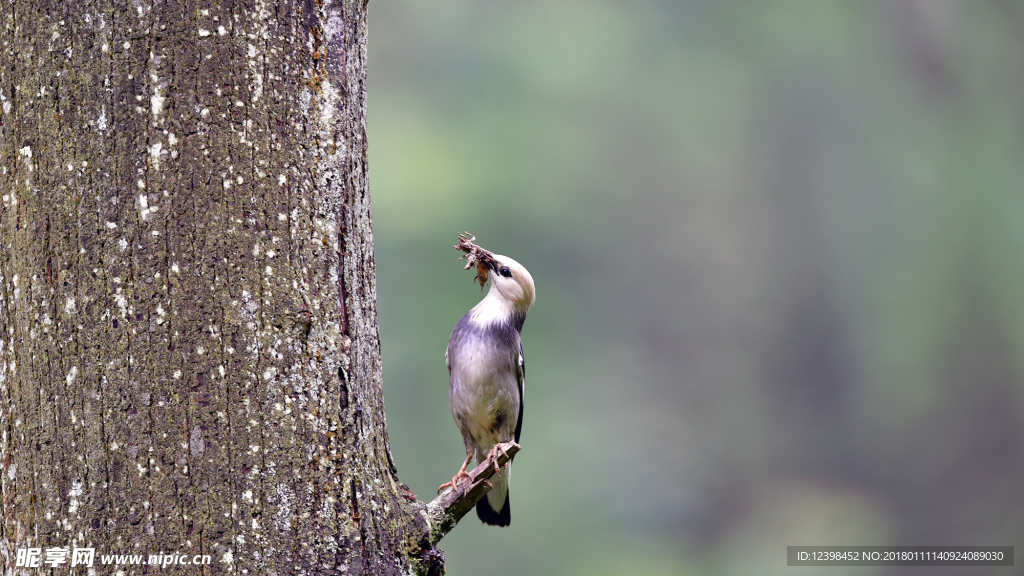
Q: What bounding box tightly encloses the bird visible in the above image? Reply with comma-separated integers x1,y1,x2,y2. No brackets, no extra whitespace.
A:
439,236,535,526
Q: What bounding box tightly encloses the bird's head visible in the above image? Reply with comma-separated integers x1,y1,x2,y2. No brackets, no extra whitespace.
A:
485,254,536,312
455,233,536,324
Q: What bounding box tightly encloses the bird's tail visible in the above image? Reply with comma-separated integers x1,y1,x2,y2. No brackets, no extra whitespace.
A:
476,464,511,526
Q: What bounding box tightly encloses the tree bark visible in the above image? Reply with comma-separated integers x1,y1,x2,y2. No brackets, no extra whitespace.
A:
0,1,449,574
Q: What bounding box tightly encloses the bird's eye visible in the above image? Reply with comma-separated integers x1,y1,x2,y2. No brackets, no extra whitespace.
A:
499,266,512,278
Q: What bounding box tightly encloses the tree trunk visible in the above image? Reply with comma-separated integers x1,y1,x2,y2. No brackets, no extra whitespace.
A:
0,1,440,574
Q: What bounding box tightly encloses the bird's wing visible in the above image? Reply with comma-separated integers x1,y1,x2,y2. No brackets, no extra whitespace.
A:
514,340,525,444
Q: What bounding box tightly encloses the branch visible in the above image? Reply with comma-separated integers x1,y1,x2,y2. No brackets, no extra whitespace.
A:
406,442,520,575
424,441,520,546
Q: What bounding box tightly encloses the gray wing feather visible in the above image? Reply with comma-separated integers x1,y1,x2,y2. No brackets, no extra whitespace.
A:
514,341,525,443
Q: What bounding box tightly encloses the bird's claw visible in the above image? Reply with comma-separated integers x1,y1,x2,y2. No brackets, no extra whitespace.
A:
486,443,512,474
438,453,474,494
438,469,472,494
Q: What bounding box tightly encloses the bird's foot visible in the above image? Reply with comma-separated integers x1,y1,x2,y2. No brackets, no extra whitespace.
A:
485,443,513,474
437,469,472,495
438,454,474,494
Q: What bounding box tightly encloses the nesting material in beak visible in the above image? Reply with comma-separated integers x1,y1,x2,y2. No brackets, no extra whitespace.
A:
475,260,490,287
454,232,497,288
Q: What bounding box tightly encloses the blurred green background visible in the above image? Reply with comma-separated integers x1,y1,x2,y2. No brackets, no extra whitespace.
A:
366,1,1024,574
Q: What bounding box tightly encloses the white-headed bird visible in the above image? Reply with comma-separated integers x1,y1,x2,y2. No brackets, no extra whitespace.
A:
440,235,535,526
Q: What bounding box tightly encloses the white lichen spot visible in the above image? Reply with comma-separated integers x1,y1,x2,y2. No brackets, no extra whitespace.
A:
65,297,76,315
111,441,119,450
171,263,180,274
118,238,128,251
198,28,211,37
223,179,231,190
274,484,294,532
168,132,178,146
250,445,260,454
201,108,210,117
137,179,145,189
218,25,227,36
242,490,253,502
196,346,205,355
264,368,276,381
139,194,154,220
221,551,233,566
101,42,109,53
68,479,83,514
278,212,287,221
66,365,78,385
123,41,130,49
248,44,256,58
105,221,117,229
266,250,275,259
173,370,182,379
151,89,164,118
265,266,273,276
152,230,160,237
18,145,31,159
278,174,286,186
149,143,163,170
